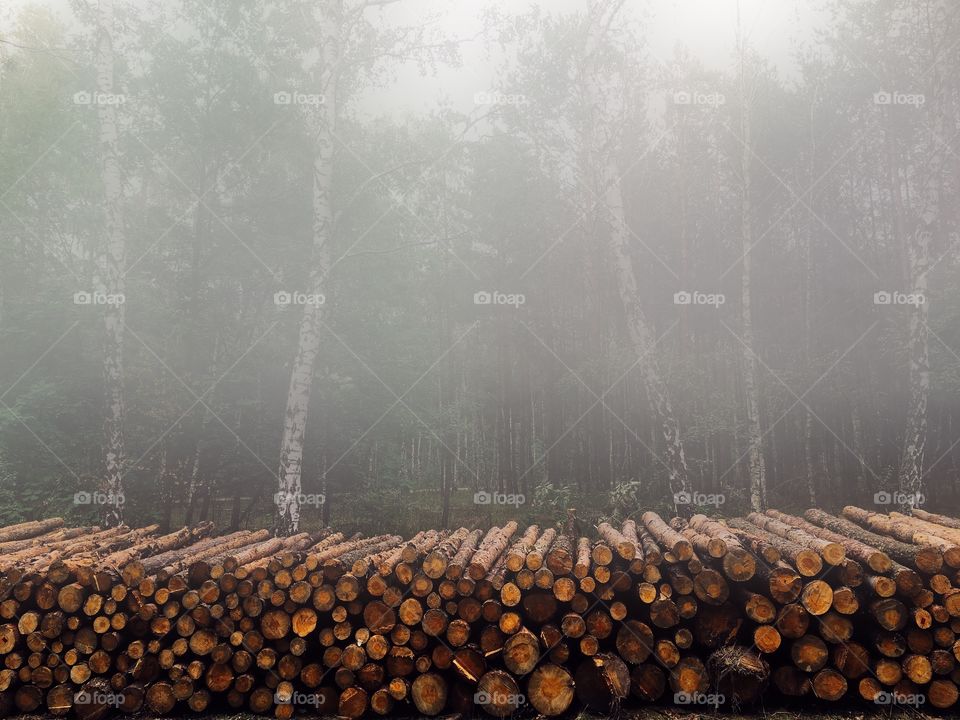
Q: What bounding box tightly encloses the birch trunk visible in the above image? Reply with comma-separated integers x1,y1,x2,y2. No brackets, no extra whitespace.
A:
898,162,938,503
581,0,690,500
276,2,339,535
604,163,690,499
737,37,766,511
801,98,818,506
97,0,126,527
898,5,947,504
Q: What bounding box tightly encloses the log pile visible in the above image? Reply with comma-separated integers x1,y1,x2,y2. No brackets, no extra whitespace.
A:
1,505,960,718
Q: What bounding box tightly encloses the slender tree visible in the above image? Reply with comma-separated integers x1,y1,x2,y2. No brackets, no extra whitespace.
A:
579,0,691,502
736,7,767,511
898,0,949,503
276,0,457,533
275,0,340,535
96,0,126,526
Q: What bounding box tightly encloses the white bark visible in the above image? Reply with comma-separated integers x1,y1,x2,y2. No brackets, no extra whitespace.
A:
898,224,931,501
605,164,690,497
581,0,690,499
97,0,126,527
801,213,817,505
899,161,938,501
276,1,340,535
898,2,947,504
738,37,766,512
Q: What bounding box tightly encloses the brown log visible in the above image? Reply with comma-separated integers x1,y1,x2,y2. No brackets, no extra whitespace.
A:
811,668,847,700
806,508,940,573
574,653,630,711
620,519,645,565
746,512,845,565
888,512,960,567
693,603,741,648
445,529,484,580
502,628,539,675
630,663,666,701
573,537,591,579
669,656,710,696
596,522,634,561
614,620,653,665
641,512,692,560
419,528,469,579
475,670,521,717
410,673,447,716
791,634,829,671
0,518,65,543
527,663,574,715
505,525,539,572
468,523,518,580
525,528,556,571
768,509,891,572
913,508,960,530
726,518,822,576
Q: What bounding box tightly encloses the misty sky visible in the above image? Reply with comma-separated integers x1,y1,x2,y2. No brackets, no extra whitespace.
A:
5,0,823,116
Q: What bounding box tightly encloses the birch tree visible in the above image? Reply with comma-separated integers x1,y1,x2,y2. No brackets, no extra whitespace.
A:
96,0,126,526
275,0,340,536
578,0,691,501
275,0,456,534
736,11,767,511
898,0,951,504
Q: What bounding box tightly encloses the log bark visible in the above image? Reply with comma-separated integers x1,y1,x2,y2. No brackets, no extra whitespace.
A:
841,506,943,572
640,512,692,560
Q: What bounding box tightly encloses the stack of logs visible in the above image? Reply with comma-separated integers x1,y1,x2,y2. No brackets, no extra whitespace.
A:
2,505,960,718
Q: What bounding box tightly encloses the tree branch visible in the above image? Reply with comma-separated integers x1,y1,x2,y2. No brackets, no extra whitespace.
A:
341,239,438,258
334,160,427,224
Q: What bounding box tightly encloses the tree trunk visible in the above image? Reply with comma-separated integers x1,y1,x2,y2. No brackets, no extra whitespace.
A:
801,189,817,506
899,4,947,503
737,21,766,511
97,0,126,527
898,194,935,503
580,0,689,501
276,2,340,534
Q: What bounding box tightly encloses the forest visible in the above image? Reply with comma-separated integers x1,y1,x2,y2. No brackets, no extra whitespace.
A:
0,0,958,535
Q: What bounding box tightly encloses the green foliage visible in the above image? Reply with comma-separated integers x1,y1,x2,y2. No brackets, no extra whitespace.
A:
531,482,574,516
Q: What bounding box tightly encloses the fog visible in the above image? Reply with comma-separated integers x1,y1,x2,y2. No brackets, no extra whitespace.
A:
0,0,956,533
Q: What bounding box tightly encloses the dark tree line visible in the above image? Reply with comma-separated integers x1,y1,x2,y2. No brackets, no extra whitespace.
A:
0,0,958,532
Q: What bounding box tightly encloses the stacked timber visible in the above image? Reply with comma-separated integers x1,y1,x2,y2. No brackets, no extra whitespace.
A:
0,505,959,718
